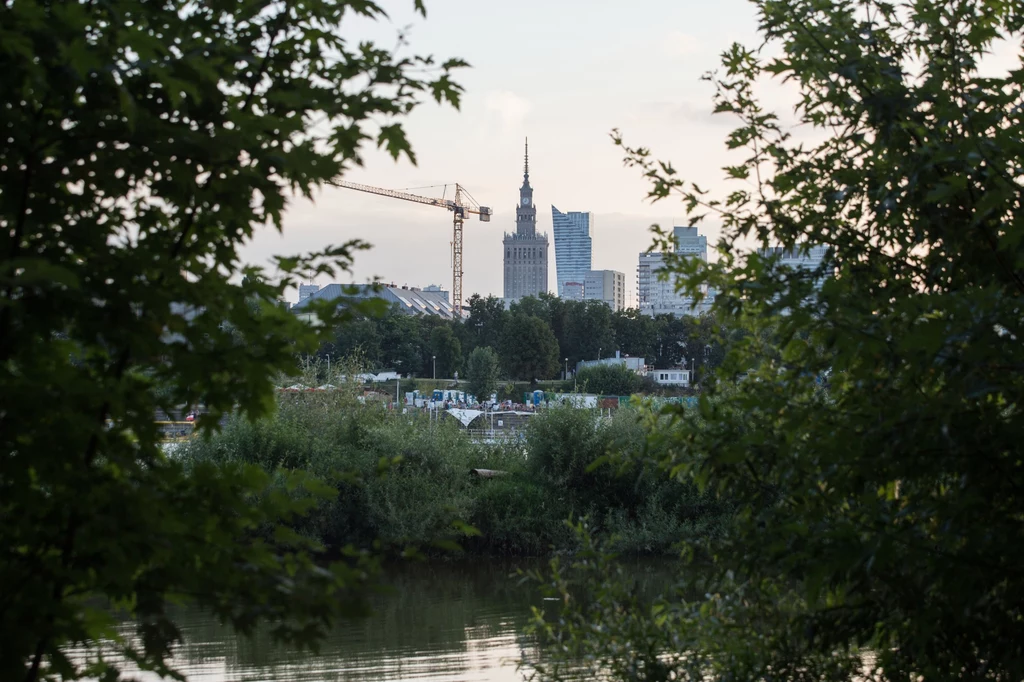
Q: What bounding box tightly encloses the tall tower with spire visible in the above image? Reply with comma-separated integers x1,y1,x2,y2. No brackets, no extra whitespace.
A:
503,139,549,301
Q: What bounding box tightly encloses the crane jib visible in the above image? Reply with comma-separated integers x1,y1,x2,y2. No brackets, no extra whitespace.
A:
329,179,491,318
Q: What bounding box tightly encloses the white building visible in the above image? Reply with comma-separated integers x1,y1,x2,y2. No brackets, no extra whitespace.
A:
584,269,626,311
637,226,712,317
651,368,691,387
576,351,646,375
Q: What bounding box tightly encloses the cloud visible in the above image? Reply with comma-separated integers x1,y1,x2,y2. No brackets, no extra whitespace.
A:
483,90,532,129
660,30,701,59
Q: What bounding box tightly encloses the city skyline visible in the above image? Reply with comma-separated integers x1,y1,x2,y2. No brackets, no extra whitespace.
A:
238,0,1018,306
240,0,766,306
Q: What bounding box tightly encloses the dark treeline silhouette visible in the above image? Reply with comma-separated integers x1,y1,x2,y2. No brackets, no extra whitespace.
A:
318,293,726,381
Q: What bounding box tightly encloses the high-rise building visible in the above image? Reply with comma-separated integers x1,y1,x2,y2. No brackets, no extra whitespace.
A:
757,244,828,276
551,207,592,297
637,226,710,317
503,139,550,302
584,270,626,311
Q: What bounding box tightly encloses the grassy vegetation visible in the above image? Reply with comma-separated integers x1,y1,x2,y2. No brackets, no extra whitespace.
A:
176,393,731,557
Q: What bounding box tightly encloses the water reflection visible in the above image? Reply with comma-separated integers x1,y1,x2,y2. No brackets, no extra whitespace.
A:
160,560,540,681
81,558,678,681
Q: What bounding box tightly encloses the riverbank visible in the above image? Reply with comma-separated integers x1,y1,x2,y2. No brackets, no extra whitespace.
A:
174,393,730,557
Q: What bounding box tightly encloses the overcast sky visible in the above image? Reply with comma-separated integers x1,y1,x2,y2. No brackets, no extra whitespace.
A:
237,0,773,306
234,0,1024,308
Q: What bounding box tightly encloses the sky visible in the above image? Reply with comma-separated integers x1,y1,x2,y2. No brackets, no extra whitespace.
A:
239,0,775,305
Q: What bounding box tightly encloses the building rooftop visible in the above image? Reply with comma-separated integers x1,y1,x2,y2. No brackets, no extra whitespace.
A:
292,283,457,319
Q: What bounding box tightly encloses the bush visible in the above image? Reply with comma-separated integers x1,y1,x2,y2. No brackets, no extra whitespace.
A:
177,394,480,552
177,395,730,557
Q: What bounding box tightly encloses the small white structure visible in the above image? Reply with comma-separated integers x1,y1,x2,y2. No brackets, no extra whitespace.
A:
651,368,691,387
576,350,646,375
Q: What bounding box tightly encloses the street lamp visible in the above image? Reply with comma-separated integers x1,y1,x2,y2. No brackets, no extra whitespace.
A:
432,355,436,380
598,347,602,361
326,354,330,380
564,357,568,381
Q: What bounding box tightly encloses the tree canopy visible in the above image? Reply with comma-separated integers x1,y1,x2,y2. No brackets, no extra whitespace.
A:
573,363,648,396
0,0,464,679
325,295,724,382
530,0,1024,680
500,313,561,382
465,346,500,402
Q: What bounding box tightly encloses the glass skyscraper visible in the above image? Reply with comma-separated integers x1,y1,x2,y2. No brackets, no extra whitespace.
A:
551,207,592,298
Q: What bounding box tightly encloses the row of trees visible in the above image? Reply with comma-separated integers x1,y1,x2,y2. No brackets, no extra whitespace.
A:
318,293,725,382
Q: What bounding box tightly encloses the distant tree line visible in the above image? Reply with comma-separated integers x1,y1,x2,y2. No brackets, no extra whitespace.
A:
316,293,727,383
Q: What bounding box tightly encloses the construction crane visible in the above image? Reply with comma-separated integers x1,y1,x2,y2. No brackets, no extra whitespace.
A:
330,180,492,316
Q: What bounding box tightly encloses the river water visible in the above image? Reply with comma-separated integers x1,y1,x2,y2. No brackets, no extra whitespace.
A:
82,558,678,681
122,560,545,682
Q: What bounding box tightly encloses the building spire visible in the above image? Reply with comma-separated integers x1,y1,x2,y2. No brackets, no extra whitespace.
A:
524,137,529,178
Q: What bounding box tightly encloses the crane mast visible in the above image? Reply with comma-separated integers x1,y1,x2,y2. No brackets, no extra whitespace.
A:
330,180,491,316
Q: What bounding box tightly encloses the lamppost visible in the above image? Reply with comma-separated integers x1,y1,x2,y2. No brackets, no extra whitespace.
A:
326,354,330,381
432,355,436,380
564,357,568,381
598,347,602,361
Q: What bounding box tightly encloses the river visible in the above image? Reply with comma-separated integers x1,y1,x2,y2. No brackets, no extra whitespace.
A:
111,560,544,681
78,558,678,681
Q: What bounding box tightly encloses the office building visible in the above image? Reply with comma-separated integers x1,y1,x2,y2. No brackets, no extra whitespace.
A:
584,269,626,311
637,226,711,317
758,244,829,278
503,139,549,301
551,207,592,297
563,281,585,301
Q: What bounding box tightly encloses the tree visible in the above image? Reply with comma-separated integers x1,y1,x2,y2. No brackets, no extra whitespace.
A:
561,300,616,367
465,347,500,403
530,1,1024,680
500,313,560,381
509,294,553,325
463,294,508,352
611,309,658,361
429,325,462,379
573,364,645,396
0,0,464,679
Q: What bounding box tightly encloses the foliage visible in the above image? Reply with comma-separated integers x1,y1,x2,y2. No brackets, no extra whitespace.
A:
500,312,561,381
176,395,481,551
573,363,647,396
531,0,1024,680
325,293,728,382
429,325,463,379
181,399,727,559
0,0,465,678
524,407,729,552
466,346,501,402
